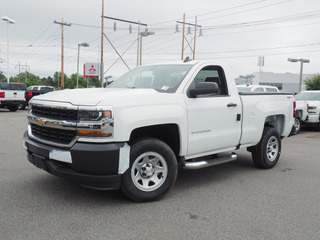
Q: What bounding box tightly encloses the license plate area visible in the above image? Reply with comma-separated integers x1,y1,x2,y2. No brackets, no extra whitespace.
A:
32,154,47,170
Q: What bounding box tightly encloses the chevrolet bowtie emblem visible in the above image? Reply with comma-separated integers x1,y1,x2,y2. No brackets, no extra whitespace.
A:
37,118,46,126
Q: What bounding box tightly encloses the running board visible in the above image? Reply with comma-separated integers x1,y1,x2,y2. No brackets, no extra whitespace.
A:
182,153,238,170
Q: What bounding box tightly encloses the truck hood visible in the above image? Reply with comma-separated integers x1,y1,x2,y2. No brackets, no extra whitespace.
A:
31,88,170,107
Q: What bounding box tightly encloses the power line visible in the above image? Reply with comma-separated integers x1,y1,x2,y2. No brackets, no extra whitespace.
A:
203,10,320,30
202,20,320,36
200,0,295,22
149,0,270,26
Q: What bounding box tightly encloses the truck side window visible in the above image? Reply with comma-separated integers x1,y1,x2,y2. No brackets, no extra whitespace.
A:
254,87,264,92
189,65,228,96
266,88,278,92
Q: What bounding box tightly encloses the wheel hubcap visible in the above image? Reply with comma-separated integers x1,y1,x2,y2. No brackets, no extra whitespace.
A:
294,119,300,132
140,162,155,178
266,136,279,162
131,152,168,192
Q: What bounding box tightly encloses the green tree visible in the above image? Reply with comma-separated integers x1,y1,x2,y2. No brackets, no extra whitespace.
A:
0,72,7,82
305,74,320,90
53,71,68,89
1,70,102,89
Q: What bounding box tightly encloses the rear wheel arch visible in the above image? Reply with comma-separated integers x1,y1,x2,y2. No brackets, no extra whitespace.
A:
264,114,285,136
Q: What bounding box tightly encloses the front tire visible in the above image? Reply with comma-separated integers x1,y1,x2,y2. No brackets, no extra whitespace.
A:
121,138,178,202
252,126,281,169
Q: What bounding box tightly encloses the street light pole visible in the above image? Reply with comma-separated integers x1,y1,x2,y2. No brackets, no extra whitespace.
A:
288,58,310,92
2,16,15,83
76,42,89,88
239,74,255,86
139,30,155,66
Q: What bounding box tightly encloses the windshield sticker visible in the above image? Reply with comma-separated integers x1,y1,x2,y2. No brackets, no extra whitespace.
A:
161,86,169,91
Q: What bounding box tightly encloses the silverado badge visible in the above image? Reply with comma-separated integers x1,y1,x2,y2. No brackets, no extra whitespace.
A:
37,118,46,126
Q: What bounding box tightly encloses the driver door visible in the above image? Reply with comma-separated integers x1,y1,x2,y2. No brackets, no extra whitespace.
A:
185,65,241,157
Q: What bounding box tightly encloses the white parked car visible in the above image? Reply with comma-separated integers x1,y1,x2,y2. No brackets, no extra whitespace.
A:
295,91,320,130
237,85,279,93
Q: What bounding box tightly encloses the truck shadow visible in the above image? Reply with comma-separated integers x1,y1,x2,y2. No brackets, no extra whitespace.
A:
27,153,257,204
176,154,256,191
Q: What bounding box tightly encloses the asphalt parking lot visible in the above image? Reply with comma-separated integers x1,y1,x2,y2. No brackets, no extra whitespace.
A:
1,109,320,240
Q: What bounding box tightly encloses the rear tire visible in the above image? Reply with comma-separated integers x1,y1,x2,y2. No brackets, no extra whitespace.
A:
8,106,18,112
18,103,26,110
252,126,281,169
293,117,301,135
121,138,178,202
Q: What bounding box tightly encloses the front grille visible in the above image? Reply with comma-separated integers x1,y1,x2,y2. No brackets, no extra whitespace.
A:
32,106,78,121
31,123,76,144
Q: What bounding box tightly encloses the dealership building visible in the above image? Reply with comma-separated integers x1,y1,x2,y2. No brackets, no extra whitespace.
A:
235,72,313,93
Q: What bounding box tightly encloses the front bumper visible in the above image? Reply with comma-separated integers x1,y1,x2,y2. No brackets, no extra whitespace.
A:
23,131,124,190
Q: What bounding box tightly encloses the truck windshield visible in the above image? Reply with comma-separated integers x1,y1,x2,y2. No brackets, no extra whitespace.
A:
295,92,320,101
108,65,193,93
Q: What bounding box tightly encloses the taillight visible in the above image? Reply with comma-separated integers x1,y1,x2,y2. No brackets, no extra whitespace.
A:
307,103,309,112
24,92,26,99
0,92,4,98
293,101,296,117
28,92,32,97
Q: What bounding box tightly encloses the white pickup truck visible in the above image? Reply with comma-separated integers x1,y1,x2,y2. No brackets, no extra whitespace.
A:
0,82,26,111
293,100,309,134
295,90,320,130
23,61,295,202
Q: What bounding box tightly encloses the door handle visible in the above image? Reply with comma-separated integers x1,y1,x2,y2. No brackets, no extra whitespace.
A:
227,103,237,107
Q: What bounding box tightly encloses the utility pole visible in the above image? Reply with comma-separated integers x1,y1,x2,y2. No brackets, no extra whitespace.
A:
177,14,201,60
54,18,71,90
100,0,104,87
25,62,30,81
180,14,185,60
193,16,198,60
15,62,30,82
137,21,140,67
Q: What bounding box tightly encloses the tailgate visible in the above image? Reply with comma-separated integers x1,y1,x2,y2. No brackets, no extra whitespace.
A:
3,90,25,101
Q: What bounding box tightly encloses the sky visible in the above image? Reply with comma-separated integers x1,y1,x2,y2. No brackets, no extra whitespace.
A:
1,0,320,81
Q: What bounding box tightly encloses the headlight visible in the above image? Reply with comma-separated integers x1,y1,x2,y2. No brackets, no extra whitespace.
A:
78,110,112,121
77,107,114,138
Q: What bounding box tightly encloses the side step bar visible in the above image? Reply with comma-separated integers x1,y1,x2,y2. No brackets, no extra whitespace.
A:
182,153,238,170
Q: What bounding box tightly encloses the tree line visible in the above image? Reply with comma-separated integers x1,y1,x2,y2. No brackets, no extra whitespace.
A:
0,71,101,89
0,71,319,90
